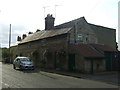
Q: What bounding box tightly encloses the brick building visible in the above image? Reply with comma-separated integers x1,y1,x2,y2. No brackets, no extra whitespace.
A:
11,14,118,73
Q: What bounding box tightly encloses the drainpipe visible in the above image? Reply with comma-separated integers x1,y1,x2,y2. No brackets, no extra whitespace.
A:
74,23,77,43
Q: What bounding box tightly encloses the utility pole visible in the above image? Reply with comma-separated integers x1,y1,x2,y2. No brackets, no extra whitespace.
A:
43,6,49,18
9,24,11,63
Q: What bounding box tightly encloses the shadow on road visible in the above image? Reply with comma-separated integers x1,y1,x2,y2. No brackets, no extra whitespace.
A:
21,69,57,79
16,68,40,73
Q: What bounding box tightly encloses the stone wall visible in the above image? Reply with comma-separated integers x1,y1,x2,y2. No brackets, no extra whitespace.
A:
17,34,68,69
68,45,85,72
55,17,116,49
89,24,116,49
55,17,98,44
68,44,105,73
75,19,97,43
84,59,105,74
10,45,18,62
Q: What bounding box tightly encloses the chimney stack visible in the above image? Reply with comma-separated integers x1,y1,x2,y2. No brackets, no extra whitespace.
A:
45,14,55,30
22,34,27,39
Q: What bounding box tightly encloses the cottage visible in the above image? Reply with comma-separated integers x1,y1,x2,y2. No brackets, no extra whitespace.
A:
11,14,118,73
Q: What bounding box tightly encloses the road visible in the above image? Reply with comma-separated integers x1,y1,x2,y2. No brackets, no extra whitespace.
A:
1,63,119,88
0,62,2,89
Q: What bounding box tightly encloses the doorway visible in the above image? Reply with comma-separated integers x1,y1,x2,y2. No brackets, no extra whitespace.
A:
68,54,75,71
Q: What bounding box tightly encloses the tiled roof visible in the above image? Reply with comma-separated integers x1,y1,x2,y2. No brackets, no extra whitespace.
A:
20,28,71,44
70,44,104,58
70,43,117,58
90,44,117,52
10,41,20,47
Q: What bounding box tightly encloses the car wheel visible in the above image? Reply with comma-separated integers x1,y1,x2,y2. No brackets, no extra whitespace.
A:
19,65,23,71
13,64,16,69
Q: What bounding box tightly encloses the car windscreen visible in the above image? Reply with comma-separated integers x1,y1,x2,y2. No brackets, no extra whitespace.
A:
20,58,30,62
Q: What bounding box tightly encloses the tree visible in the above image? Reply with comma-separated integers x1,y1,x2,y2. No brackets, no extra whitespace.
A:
2,48,10,63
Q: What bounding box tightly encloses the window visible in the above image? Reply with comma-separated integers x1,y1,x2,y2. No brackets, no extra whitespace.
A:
85,34,89,42
77,34,83,41
16,58,20,61
86,37,88,42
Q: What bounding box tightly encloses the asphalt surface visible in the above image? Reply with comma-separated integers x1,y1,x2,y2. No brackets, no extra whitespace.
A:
41,69,119,86
1,63,119,88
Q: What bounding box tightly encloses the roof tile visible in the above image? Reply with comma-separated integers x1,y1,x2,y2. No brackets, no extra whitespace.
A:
70,44,104,58
20,28,71,44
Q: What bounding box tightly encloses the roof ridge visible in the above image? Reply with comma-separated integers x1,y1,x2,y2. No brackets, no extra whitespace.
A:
54,17,85,29
88,23,116,30
19,28,71,44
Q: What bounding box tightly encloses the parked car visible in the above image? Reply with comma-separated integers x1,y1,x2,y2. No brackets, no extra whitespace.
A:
13,57,34,70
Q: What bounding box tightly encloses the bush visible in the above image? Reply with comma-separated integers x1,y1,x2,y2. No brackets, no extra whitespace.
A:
2,48,13,63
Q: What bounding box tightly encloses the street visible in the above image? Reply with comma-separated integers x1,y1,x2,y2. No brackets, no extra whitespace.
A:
1,63,119,88
0,62,2,89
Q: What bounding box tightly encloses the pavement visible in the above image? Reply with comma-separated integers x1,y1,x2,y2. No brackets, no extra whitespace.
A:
39,68,120,86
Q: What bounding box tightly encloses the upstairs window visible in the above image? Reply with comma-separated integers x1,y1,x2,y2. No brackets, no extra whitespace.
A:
77,34,83,42
85,34,89,42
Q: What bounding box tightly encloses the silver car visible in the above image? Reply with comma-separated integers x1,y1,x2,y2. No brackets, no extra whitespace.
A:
13,57,34,70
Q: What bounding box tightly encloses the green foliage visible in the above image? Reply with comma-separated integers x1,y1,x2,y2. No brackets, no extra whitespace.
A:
32,50,39,58
32,50,39,67
2,48,14,63
2,48,10,58
2,48,13,59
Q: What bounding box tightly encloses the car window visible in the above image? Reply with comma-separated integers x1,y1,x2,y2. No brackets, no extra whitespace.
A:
20,58,30,62
16,58,20,61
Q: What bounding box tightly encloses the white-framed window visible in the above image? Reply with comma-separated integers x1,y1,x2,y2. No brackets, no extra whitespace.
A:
77,34,83,41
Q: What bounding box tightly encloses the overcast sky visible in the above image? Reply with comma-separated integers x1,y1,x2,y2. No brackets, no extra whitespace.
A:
0,0,119,49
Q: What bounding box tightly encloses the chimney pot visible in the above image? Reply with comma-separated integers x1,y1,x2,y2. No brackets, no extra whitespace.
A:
22,34,27,39
17,36,21,41
28,32,33,34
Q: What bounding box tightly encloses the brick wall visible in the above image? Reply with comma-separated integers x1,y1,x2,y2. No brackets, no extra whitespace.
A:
75,19,98,43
